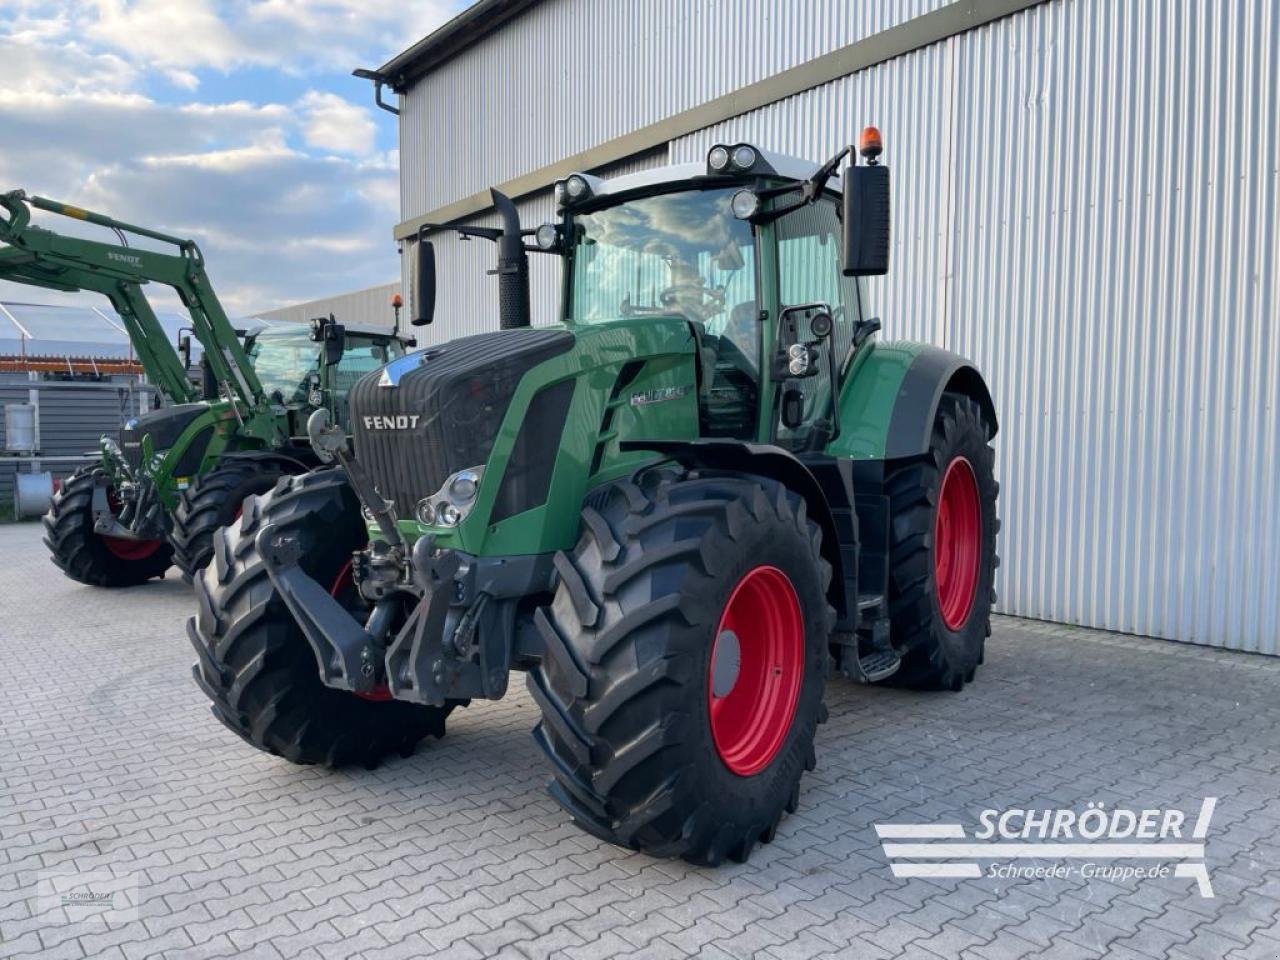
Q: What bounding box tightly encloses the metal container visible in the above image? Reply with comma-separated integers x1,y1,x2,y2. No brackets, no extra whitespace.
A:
15,471,54,517
4,403,36,453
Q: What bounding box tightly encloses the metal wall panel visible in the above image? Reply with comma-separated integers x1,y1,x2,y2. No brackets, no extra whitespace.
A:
671,0,1279,653
0,379,153,511
399,0,949,219
256,283,402,331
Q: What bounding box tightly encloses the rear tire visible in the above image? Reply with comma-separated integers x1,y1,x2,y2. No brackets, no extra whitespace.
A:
42,467,172,587
884,393,999,690
529,468,834,865
171,459,289,582
187,468,456,767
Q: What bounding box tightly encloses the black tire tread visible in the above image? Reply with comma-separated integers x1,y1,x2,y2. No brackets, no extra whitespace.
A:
170,459,292,582
186,468,455,768
884,393,1000,690
530,468,834,866
41,467,172,587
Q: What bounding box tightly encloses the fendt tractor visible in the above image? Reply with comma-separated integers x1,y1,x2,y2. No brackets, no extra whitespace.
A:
0,190,409,586
189,130,1001,865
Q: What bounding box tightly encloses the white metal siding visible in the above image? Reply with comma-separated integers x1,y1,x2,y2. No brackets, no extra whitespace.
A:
399,0,949,219
257,283,402,330
670,0,1280,653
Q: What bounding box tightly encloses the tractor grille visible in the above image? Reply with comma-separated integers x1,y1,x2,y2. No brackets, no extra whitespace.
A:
118,403,207,472
348,328,574,517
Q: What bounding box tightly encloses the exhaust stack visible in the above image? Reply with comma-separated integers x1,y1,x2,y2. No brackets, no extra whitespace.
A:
491,189,531,329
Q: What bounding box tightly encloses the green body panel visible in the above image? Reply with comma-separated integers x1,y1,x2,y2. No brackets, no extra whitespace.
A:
104,402,239,510
385,318,700,556
825,340,927,460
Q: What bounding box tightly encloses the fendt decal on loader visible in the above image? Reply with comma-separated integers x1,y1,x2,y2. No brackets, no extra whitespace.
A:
0,190,412,586
188,130,1001,866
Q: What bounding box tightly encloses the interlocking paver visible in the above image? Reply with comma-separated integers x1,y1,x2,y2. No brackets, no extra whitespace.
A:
1,521,1277,960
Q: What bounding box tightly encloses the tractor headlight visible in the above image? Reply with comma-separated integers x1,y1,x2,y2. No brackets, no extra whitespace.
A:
731,145,757,170
708,145,730,171
554,181,566,204
731,190,760,220
448,470,480,501
787,343,810,376
565,175,588,199
416,466,484,527
535,223,558,250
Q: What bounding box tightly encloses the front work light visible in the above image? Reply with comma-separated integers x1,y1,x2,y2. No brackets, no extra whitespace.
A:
731,145,757,170
708,145,730,171
565,175,588,199
535,223,558,250
731,190,760,219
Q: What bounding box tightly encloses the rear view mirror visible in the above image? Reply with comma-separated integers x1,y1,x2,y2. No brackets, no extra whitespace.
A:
842,163,890,276
178,334,192,370
322,318,346,366
412,235,436,326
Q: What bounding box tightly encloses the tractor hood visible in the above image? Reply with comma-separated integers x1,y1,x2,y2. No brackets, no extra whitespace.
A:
348,327,574,519
119,403,208,472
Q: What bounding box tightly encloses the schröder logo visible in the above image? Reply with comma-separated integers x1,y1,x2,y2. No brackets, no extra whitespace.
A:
875,798,1217,897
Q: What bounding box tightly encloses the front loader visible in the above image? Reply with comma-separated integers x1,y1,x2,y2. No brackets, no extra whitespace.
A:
0,191,408,586
188,130,1000,865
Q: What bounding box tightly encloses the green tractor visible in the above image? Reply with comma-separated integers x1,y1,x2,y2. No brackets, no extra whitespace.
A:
188,132,1000,864
0,190,409,586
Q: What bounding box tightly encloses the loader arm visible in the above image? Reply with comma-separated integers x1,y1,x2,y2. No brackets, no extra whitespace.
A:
0,190,276,439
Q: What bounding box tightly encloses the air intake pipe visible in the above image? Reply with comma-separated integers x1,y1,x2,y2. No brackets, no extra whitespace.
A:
491,188,531,329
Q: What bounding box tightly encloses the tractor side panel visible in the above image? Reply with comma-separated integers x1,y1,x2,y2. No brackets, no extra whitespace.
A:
386,318,700,558
143,406,231,508
827,341,923,461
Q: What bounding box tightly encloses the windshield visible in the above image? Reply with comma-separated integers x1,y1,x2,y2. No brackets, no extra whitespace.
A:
568,188,757,358
248,330,403,405
249,330,317,403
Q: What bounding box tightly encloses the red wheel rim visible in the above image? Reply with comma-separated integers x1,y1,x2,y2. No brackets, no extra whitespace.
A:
707,565,804,777
332,558,393,702
100,486,163,560
935,457,982,631
102,535,163,560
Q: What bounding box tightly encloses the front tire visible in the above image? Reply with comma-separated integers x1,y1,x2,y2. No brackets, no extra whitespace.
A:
529,468,833,865
42,467,172,587
884,393,999,690
171,459,289,582
187,469,456,767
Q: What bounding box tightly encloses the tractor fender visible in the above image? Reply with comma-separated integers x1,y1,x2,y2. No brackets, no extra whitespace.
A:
885,346,998,459
834,343,998,461
619,438,848,620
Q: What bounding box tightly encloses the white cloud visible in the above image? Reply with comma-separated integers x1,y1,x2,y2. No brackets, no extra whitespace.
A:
87,0,245,70
0,0,463,314
298,91,377,157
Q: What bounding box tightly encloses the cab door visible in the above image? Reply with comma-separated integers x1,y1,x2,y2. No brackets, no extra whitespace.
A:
768,198,862,452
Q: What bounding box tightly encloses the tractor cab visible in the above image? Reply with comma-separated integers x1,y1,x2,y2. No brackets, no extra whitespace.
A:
549,146,881,455
246,322,409,435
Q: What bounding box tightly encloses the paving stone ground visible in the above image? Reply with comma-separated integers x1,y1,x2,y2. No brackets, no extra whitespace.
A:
1,519,1278,960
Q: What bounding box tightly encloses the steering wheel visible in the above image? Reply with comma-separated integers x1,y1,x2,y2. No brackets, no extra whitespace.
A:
658,283,726,322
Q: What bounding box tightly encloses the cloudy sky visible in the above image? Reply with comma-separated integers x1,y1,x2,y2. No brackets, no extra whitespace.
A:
0,0,466,317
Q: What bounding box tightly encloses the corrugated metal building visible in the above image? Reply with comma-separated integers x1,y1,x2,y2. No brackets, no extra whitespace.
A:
369,0,1279,654
257,282,403,330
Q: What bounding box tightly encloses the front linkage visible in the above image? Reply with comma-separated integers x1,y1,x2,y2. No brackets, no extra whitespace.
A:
254,410,551,705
